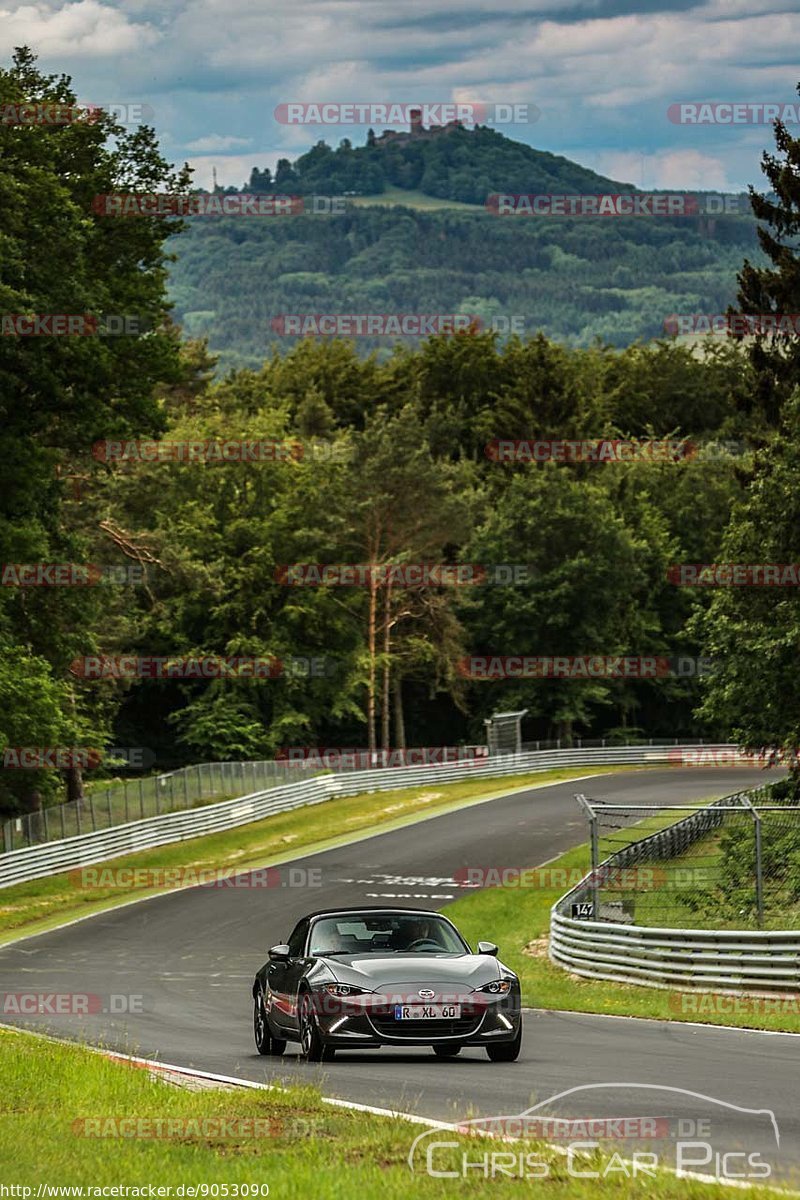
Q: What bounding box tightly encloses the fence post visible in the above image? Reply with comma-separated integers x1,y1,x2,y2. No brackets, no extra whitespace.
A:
198,764,203,800
183,769,189,808
741,795,764,928
575,794,600,918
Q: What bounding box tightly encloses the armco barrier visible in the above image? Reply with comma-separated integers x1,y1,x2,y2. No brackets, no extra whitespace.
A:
0,743,738,888
549,788,800,993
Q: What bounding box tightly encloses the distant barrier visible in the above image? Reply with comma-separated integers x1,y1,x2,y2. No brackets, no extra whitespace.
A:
0,743,737,888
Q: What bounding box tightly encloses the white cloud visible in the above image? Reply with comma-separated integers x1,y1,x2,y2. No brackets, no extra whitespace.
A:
593,148,733,190
0,1,160,57
185,133,252,151
186,151,279,189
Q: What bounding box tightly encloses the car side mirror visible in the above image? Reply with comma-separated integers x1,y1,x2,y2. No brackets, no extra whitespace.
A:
477,940,499,956
268,943,291,961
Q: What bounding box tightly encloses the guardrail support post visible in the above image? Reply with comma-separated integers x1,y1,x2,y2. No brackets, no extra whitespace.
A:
575,793,600,917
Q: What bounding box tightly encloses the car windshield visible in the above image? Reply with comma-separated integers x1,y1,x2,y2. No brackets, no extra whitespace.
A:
308,913,468,956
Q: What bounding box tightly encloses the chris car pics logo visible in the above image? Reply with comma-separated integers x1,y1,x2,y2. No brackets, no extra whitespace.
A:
408,1084,779,1182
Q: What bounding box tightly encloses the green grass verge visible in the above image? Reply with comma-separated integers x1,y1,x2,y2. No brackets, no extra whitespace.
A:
349,185,482,211
0,766,635,944
447,842,800,1034
0,1027,785,1197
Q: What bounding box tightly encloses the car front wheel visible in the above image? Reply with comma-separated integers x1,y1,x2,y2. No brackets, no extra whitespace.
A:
299,993,335,1062
486,1025,522,1062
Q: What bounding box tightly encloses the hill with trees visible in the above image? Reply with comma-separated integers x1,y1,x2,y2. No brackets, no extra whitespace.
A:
169,127,763,371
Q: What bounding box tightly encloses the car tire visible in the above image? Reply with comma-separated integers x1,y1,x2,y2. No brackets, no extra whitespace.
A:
486,1025,522,1062
299,993,335,1062
253,993,286,1057
433,1045,461,1058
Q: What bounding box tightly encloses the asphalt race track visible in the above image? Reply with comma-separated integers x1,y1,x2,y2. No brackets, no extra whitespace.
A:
1,767,798,1184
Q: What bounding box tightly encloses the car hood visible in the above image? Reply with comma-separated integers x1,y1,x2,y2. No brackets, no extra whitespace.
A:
324,953,505,987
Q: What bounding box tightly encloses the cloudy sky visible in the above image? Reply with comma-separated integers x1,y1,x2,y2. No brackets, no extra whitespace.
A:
2,0,799,190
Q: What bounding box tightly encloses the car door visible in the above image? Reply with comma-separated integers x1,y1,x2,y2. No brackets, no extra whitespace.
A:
267,918,309,1034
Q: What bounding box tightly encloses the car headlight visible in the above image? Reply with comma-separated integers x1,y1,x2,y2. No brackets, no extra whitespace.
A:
321,983,371,997
478,980,512,995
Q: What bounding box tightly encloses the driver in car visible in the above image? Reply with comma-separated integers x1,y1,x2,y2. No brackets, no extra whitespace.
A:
395,917,444,950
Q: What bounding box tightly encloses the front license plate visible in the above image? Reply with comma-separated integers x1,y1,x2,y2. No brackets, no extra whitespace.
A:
394,1004,461,1019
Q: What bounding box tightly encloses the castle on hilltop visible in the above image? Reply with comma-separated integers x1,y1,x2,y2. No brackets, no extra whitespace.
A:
370,107,465,148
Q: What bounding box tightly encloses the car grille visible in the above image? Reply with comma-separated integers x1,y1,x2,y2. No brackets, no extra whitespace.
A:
371,1013,483,1039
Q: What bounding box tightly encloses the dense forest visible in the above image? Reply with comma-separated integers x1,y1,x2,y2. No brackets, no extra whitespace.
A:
3,50,800,817
170,203,760,370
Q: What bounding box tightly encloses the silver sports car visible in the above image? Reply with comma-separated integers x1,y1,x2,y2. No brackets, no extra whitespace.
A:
252,906,522,1062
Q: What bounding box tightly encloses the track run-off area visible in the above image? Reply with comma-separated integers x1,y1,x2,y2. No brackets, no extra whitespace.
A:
1,766,797,1184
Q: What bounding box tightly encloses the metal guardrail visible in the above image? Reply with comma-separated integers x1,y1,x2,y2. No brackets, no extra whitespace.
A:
550,787,800,993
0,743,736,889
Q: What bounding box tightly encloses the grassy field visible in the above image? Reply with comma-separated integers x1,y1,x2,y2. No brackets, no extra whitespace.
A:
349,186,482,211
0,766,633,943
0,1027,786,1197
